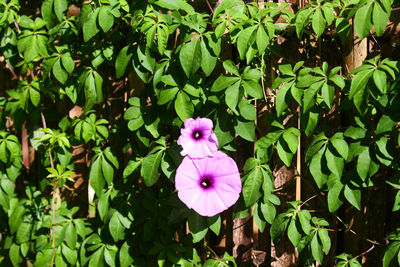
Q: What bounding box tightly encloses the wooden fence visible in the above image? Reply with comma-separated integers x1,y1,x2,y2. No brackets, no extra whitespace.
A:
1,1,400,266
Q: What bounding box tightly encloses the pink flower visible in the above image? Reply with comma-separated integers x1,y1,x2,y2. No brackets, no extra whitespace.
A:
175,151,241,217
177,118,218,158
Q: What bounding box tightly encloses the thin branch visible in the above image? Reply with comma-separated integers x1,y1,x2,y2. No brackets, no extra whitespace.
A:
260,53,268,103
205,0,214,14
299,194,318,209
41,111,59,267
13,20,20,34
352,245,375,260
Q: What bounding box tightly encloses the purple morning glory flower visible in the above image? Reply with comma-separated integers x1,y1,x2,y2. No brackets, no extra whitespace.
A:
177,117,218,158
175,151,241,217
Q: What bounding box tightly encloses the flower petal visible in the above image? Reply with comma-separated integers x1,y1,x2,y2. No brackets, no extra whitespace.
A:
175,152,242,217
196,118,214,131
177,117,218,158
178,188,204,209
175,156,200,191
190,189,228,217
203,151,239,177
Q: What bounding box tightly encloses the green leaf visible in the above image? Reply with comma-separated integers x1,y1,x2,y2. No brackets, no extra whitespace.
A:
98,6,114,32
207,215,221,235
253,202,266,232
311,233,324,264
65,222,77,249
89,246,105,267
183,84,201,97
89,157,105,196
97,190,109,220
303,81,323,113
277,137,294,167
238,100,256,121
179,38,202,78
325,145,344,178
276,82,293,117
9,205,25,234
54,0,68,21
383,242,400,267
174,91,194,121
0,142,7,163
61,54,74,74
260,201,276,224
323,4,335,25
9,243,23,266
287,219,301,247
310,147,328,189
392,191,400,212
373,1,389,36
109,212,125,242
123,160,141,178
101,156,114,184
62,242,78,265
237,25,256,60
136,45,154,73
225,81,240,114
120,241,135,267
141,150,163,187
349,69,373,99
318,228,331,254
344,126,366,139
295,8,313,37
223,60,239,76
36,249,53,266
157,25,169,55
376,114,396,135
256,25,269,54
312,8,326,37
373,69,387,93
83,8,100,42
115,46,133,78
354,2,373,39
234,118,255,142
242,165,263,207
16,222,31,243
200,38,217,76
299,209,312,235
344,184,361,210
321,83,334,109
270,213,289,243
42,0,55,26
329,74,345,89
242,80,263,99
357,147,370,181
282,128,299,154
328,179,344,212
188,212,208,243
53,58,68,84
210,76,239,92
301,106,319,136
29,86,41,107
330,137,348,160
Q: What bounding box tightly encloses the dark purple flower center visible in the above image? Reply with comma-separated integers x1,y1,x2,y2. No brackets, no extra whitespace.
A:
192,130,203,140
199,176,213,189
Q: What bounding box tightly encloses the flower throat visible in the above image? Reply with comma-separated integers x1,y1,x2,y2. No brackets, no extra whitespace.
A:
192,130,202,140
200,177,212,189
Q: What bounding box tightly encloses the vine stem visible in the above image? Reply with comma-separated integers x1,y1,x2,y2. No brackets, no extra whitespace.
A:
41,111,59,267
296,106,301,202
205,0,214,14
260,53,268,103
298,194,318,209
353,245,375,260
205,242,219,259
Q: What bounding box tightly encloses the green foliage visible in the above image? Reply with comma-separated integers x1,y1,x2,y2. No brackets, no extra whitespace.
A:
0,0,398,266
